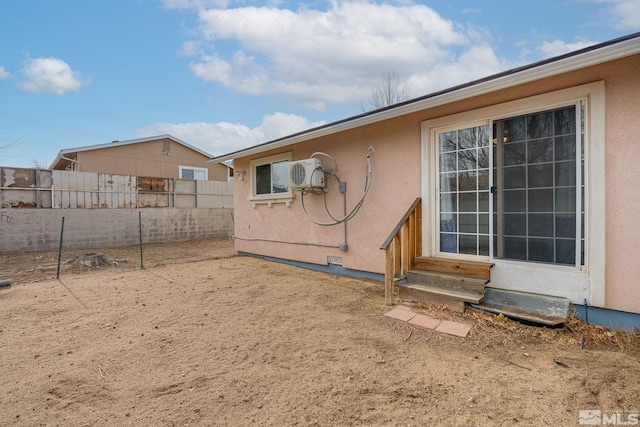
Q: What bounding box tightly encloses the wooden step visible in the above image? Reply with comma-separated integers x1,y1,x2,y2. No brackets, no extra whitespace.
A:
406,270,487,294
399,258,492,312
414,257,494,280
400,282,483,304
398,283,483,312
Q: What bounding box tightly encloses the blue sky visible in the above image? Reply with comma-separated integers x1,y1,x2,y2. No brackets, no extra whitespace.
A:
1,0,639,168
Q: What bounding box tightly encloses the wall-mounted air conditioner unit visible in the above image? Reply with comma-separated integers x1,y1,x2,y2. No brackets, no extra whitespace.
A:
289,158,324,190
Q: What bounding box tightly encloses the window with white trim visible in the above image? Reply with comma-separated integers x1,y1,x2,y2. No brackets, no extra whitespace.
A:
248,152,294,207
179,166,208,180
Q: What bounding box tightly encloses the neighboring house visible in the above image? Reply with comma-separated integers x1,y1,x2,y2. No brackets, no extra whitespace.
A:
210,32,640,327
50,135,231,181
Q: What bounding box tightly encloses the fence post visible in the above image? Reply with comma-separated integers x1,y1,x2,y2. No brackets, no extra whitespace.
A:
56,216,65,280
138,211,144,269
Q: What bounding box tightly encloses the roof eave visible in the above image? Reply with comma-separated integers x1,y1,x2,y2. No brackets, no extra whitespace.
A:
209,32,640,164
50,134,214,168
49,154,63,170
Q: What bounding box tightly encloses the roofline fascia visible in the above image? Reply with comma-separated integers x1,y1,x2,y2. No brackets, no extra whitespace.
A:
50,134,214,169
48,153,66,170
209,33,640,164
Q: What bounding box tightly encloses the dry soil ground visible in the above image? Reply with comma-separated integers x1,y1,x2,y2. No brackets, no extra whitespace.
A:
1,238,639,426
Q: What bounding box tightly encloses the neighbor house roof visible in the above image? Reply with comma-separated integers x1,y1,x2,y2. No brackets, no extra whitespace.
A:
209,31,640,164
49,134,215,170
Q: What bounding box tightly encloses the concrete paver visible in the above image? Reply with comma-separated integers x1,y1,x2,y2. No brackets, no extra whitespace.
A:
386,306,471,337
384,307,416,321
408,314,441,330
435,320,471,337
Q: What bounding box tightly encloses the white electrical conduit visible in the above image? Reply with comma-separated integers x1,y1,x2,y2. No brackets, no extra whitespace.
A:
301,147,373,226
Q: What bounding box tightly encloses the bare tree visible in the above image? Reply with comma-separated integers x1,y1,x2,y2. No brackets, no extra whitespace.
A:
362,70,413,112
32,158,48,169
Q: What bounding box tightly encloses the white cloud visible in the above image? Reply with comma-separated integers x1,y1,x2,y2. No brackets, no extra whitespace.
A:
537,39,597,58
604,0,640,30
180,40,204,57
136,112,325,156
180,1,506,108
161,0,229,10
0,66,10,79
20,57,90,95
409,44,504,94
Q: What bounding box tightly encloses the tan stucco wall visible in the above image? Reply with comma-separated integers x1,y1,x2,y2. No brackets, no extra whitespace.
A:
233,54,640,314
602,55,640,313
74,138,228,181
233,119,423,273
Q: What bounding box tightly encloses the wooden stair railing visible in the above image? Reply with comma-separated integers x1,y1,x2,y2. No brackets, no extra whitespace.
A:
380,198,422,305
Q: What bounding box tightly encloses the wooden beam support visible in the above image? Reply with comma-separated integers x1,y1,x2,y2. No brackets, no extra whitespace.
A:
401,222,409,277
408,211,416,271
385,244,395,305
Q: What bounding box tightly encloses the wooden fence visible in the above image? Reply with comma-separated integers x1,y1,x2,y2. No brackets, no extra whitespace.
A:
0,167,233,209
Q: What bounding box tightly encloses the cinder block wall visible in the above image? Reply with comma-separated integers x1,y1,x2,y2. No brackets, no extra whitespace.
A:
0,208,233,252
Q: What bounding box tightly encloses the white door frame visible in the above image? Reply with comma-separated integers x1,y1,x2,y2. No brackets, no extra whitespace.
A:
421,82,606,306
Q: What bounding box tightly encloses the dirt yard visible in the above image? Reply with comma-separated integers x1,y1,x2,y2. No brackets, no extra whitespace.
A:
1,238,639,426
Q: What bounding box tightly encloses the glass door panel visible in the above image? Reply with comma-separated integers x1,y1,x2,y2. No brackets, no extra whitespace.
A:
438,125,490,256
493,105,580,265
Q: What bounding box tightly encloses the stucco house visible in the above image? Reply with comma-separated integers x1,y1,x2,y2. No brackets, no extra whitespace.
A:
50,135,232,182
210,32,640,329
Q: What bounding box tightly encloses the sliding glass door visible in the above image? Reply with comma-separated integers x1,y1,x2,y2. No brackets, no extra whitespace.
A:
437,103,583,267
